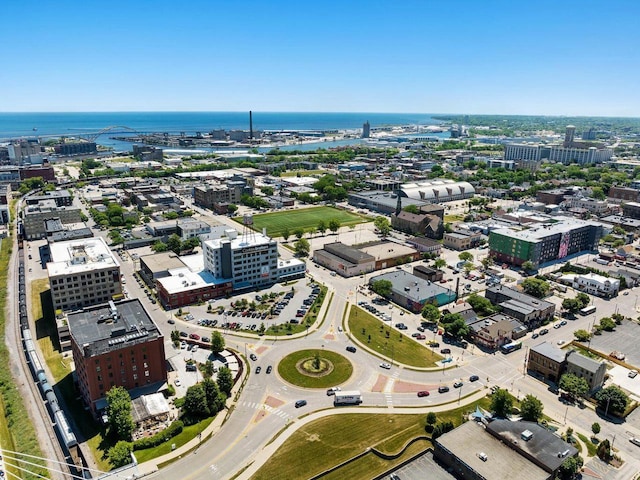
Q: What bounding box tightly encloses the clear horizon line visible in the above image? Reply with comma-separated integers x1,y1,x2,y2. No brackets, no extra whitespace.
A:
0,110,638,119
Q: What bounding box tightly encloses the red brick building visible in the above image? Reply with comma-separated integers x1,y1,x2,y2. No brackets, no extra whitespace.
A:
67,299,167,416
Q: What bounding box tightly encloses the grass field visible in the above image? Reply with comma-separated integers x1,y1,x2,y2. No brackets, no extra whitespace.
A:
250,398,490,480
133,417,214,463
347,307,443,368
236,207,368,238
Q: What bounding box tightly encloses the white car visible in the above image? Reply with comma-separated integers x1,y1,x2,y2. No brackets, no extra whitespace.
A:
175,379,182,387
380,362,392,369
629,370,638,378
630,437,640,447
180,341,187,349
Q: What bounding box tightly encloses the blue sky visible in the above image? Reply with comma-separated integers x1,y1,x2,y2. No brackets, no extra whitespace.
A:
2,0,639,115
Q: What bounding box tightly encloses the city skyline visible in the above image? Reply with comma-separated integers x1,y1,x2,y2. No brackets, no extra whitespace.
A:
2,0,640,116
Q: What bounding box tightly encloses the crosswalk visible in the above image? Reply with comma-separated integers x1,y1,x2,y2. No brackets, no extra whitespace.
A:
241,401,291,420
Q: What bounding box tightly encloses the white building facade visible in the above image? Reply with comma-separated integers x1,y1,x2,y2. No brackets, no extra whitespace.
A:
47,237,122,312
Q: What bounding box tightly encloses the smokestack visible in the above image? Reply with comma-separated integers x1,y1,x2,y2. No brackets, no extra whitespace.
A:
249,111,253,140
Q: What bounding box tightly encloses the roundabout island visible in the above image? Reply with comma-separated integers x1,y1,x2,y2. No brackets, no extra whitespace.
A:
277,349,354,388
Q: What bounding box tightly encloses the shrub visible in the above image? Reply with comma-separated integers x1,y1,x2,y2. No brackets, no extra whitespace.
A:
132,420,184,451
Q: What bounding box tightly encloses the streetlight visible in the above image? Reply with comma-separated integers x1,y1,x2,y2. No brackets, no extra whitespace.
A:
458,384,463,404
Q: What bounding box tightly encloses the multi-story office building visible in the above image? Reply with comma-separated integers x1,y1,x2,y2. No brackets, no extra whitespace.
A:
548,145,613,165
23,203,83,240
622,201,640,220
47,237,122,313
565,350,606,394
66,299,167,416
443,229,482,250
609,186,640,203
194,177,253,211
203,231,304,290
489,219,602,267
176,218,211,239
504,143,549,162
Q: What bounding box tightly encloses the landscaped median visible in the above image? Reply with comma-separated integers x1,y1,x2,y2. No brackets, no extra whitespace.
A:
247,396,491,480
278,349,353,388
347,306,443,368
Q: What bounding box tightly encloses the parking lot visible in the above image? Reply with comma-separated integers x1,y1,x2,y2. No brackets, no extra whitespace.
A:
586,320,640,369
169,346,239,397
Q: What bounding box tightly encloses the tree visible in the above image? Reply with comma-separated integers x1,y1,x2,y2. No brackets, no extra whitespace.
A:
466,293,497,316
107,441,133,468
373,216,391,237
282,227,290,242
317,220,327,236
520,394,544,422
576,293,591,308
184,384,209,419
591,422,601,436
202,378,225,415
328,219,341,234
170,330,181,346
210,331,225,354
591,186,606,200
562,298,582,314
521,278,550,299
227,204,238,214
371,279,393,297
167,234,183,255
106,386,135,440
595,385,629,414
434,258,447,270
294,238,310,257
426,412,437,426
421,303,440,323
217,366,233,396
521,260,535,272
403,204,420,214
597,439,612,461
490,388,513,418
152,240,168,253
458,252,473,263
558,455,584,480
260,186,274,196
444,317,469,338
599,317,616,331
573,329,592,342
294,227,305,240
203,360,215,378
559,373,589,400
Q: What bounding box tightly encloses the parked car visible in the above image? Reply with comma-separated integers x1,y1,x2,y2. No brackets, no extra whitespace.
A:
266,365,272,374
189,333,200,340
629,370,638,378
440,348,451,354
417,391,430,397
532,333,539,339
179,331,188,338
326,387,341,396
540,328,549,335
255,366,261,374
454,381,463,388
469,375,479,382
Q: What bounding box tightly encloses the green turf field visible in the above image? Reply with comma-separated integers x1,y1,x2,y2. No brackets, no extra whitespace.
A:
237,207,368,237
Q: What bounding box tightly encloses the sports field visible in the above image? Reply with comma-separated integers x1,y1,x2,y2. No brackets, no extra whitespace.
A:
237,207,369,237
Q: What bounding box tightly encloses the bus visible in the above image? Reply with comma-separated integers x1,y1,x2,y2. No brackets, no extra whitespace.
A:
579,305,596,316
500,341,523,354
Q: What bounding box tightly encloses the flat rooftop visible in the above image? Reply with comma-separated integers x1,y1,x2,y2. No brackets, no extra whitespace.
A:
156,267,218,295
47,237,119,277
491,218,600,242
360,242,417,262
531,342,566,363
370,271,455,303
436,421,548,480
204,232,275,251
67,299,161,357
140,252,185,274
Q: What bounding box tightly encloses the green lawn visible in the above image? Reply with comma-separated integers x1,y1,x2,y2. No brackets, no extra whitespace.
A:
278,349,353,388
235,207,368,238
250,398,490,480
134,417,214,463
347,307,443,368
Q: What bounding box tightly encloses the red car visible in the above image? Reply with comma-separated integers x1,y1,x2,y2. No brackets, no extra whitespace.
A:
415,334,426,340
417,391,430,397
189,333,200,340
